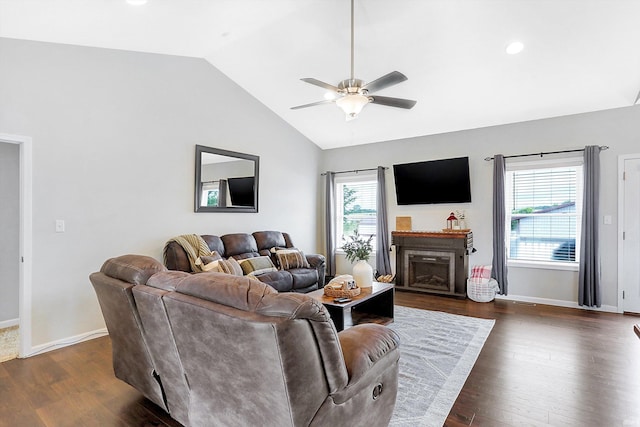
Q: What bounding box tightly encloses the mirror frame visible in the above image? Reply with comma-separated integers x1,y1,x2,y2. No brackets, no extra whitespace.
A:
194,145,259,213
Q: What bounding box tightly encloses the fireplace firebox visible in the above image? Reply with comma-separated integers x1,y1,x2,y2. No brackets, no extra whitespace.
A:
392,231,472,297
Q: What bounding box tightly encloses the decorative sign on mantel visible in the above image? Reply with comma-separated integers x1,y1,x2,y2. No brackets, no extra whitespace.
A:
395,216,412,231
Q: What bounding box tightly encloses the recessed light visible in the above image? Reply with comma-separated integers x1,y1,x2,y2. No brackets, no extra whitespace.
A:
126,0,148,5
505,41,524,55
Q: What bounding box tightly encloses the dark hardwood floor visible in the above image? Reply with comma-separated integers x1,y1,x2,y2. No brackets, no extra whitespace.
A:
2,293,639,427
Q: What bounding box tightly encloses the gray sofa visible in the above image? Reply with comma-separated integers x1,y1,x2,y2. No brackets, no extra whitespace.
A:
163,231,326,293
90,254,400,427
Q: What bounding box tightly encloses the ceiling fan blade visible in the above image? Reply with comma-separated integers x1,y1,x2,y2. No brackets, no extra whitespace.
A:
362,71,408,93
369,95,417,109
290,99,335,110
300,78,340,92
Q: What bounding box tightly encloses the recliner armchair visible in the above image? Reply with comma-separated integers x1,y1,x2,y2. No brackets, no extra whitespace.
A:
90,254,400,427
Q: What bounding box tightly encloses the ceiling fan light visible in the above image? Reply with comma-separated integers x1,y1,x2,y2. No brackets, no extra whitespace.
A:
336,94,370,119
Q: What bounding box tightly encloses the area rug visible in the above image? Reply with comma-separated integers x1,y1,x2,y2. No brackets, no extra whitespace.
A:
0,326,19,363
388,306,495,427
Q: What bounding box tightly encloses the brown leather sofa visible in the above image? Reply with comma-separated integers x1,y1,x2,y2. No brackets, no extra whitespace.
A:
164,231,325,293
90,254,400,427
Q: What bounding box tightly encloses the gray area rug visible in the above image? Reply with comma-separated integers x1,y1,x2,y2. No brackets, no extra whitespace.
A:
388,306,495,427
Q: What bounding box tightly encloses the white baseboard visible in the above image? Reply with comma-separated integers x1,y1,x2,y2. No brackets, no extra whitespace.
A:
494,294,618,313
23,328,108,358
0,318,19,329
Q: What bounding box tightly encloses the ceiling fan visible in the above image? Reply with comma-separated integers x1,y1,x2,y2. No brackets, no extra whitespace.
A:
291,0,417,121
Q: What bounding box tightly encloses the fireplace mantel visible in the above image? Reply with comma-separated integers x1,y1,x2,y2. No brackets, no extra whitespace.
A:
391,230,470,239
392,231,472,297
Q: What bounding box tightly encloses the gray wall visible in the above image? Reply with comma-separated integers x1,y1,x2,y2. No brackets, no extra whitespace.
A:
0,142,19,323
322,105,640,309
0,38,322,347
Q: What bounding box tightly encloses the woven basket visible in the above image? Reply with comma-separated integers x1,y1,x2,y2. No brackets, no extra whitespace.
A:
467,278,499,302
323,285,361,298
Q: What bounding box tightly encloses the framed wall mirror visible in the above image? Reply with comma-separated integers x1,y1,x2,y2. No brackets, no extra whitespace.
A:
195,145,259,213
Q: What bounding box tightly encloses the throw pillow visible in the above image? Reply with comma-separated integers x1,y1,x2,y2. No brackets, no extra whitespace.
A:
269,246,290,253
238,256,278,276
195,251,223,272
276,249,310,270
216,257,244,276
470,265,492,283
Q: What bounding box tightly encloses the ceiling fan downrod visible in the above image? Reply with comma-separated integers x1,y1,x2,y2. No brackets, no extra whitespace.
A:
349,0,355,84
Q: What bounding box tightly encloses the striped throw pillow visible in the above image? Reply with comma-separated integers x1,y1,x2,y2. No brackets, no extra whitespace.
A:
238,256,277,276
470,265,492,283
275,249,310,270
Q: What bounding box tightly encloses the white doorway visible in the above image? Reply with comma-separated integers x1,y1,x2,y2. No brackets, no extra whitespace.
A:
0,133,32,357
619,154,640,314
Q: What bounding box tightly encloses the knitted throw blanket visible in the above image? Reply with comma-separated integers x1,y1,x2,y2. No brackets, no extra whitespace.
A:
164,234,212,272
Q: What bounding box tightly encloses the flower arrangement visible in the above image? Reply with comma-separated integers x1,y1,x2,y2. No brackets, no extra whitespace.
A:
341,231,373,263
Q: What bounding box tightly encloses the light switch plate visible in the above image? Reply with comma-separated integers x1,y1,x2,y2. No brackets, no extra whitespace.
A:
55,219,65,233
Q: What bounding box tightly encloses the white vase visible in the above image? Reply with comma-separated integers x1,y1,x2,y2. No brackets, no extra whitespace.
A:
352,260,373,288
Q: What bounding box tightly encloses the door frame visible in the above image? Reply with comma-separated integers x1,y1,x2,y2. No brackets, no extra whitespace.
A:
0,133,32,357
617,153,640,313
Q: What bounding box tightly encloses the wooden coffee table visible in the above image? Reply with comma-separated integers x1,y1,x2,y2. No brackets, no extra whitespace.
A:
308,282,394,332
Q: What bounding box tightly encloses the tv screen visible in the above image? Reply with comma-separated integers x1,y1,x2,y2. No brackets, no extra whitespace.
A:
227,177,255,207
393,157,471,205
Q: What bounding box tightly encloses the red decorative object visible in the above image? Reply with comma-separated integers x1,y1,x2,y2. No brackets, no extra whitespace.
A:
446,212,458,229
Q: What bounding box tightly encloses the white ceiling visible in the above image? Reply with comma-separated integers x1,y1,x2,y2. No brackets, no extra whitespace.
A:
2,0,640,150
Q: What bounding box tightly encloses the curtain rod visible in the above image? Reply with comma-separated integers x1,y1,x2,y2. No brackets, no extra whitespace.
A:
320,167,387,176
484,146,609,161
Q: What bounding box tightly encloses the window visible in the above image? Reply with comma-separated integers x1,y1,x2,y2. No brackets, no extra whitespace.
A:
335,173,377,249
201,181,219,207
505,158,583,266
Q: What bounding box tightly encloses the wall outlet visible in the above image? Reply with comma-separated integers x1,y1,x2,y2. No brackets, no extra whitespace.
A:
603,215,612,225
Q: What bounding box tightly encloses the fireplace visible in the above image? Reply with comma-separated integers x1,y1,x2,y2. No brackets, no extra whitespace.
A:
392,231,472,297
405,250,455,292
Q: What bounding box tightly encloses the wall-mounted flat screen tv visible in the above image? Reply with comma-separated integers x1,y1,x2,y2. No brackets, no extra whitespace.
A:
393,157,471,205
227,176,255,207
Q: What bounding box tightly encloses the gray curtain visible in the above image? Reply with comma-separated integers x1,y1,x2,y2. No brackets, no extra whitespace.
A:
376,166,392,276
579,145,601,307
324,172,336,279
218,179,227,207
491,154,508,295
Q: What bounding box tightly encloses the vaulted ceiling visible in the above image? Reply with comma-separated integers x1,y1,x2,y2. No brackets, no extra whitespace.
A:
2,0,639,149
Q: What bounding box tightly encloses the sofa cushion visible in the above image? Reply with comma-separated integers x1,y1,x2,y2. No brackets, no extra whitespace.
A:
254,270,294,292
202,235,225,257
275,249,311,270
238,256,278,276
173,272,277,312
146,270,191,291
221,233,259,258
290,268,319,290
253,230,287,251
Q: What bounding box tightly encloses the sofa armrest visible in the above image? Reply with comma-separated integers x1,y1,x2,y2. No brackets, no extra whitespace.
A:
306,253,326,286
339,324,399,384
